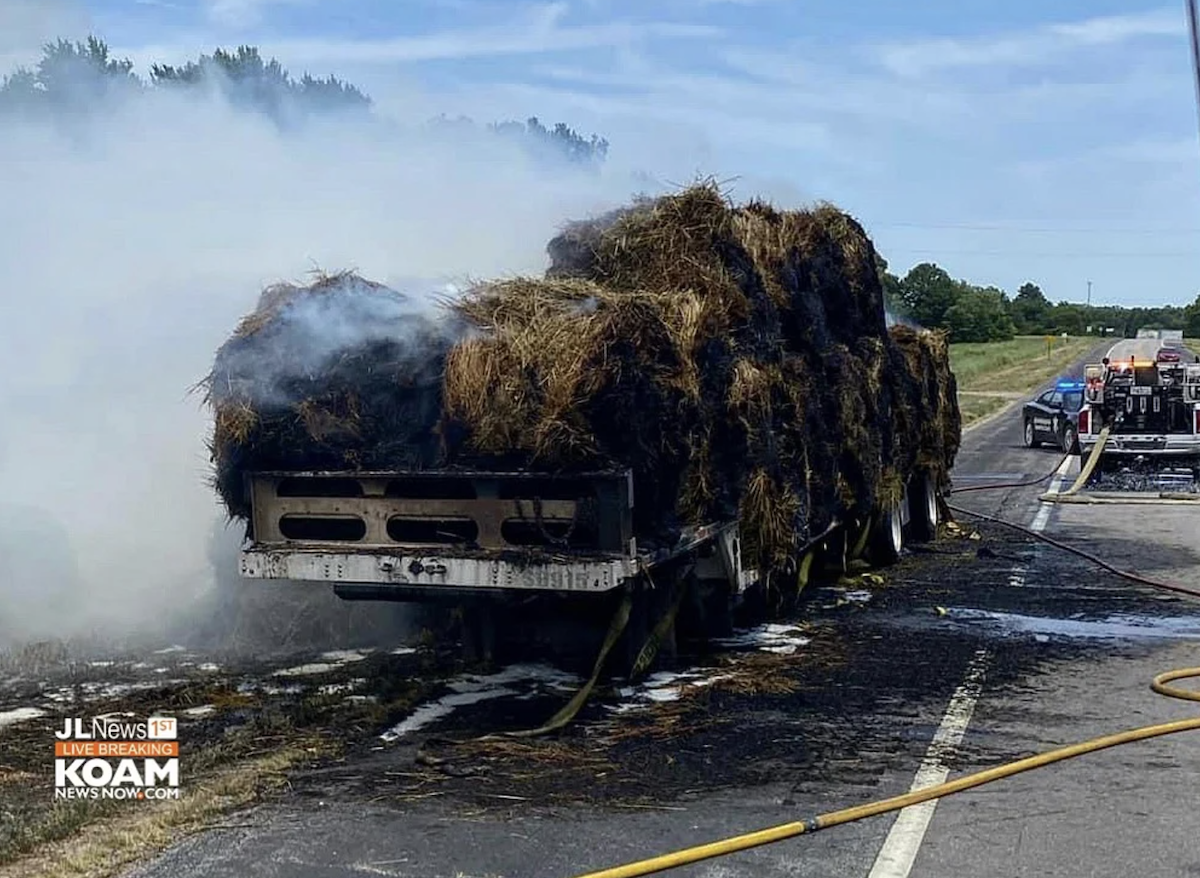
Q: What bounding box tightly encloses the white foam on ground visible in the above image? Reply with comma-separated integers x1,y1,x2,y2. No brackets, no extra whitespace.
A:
716,623,812,655
274,649,373,678
153,645,187,655
197,663,221,673
92,681,184,699
379,663,582,742
0,706,46,730
608,669,737,714
390,647,418,656
182,705,216,718
321,649,372,663
947,608,1200,641
43,679,187,706
382,688,519,741
318,678,367,696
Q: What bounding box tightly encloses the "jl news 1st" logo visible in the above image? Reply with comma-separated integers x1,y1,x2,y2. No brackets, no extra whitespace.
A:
54,716,181,800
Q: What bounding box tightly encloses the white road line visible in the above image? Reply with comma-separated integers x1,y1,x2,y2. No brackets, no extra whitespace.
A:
865,648,990,878
1030,454,1075,532
867,464,1063,877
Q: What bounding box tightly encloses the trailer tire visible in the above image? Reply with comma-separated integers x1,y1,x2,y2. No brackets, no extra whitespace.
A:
869,503,903,566
906,472,939,543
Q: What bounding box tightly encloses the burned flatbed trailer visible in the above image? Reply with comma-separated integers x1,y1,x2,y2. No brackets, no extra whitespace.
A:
239,469,749,598
207,185,960,669
237,463,941,660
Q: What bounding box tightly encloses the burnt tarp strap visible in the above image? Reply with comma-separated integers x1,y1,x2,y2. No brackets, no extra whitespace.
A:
631,567,692,679
474,587,635,741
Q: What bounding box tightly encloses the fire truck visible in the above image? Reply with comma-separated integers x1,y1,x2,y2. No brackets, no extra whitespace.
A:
1078,342,1200,467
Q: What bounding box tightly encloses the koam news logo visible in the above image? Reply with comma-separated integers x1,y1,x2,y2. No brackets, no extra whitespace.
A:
54,715,181,800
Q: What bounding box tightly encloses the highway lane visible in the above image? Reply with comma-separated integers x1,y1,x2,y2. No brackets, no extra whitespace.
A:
122,342,1200,878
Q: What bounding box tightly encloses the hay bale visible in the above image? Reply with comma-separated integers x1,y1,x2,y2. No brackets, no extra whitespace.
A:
205,271,460,519
205,185,961,577
438,183,958,565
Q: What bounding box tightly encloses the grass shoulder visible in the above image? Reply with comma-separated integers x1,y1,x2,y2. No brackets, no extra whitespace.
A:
950,335,1096,426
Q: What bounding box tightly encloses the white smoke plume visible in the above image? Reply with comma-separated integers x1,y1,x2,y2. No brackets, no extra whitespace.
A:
884,308,923,330
0,47,680,648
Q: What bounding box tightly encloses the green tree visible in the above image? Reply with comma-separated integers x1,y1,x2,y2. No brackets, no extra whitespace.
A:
1185,294,1200,339
1010,281,1051,334
945,285,1016,342
896,263,959,328
2,33,610,168
1047,302,1086,335
0,37,139,115
490,116,609,167
150,46,370,123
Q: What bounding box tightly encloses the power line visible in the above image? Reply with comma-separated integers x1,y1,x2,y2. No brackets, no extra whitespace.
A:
1188,0,1200,162
901,248,1200,259
870,222,1200,234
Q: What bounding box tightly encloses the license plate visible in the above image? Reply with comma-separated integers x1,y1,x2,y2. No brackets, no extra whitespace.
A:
1131,386,1153,396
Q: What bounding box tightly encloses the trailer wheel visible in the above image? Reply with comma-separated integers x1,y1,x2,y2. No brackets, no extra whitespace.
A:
1023,418,1040,449
906,472,939,543
869,503,903,565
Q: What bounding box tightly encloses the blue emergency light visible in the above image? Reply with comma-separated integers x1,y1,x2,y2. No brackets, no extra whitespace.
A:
1055,380,1085,391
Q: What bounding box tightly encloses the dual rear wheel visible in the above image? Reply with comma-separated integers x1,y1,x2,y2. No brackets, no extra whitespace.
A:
869,471,940,565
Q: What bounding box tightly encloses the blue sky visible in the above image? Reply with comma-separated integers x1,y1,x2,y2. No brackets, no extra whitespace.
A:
8,0,1200,307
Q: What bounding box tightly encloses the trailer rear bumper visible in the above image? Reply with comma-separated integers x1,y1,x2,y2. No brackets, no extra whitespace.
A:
240,547,637,594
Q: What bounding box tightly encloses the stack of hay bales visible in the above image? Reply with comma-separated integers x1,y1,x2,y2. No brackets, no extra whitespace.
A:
205,183,961,574
206,271,460,520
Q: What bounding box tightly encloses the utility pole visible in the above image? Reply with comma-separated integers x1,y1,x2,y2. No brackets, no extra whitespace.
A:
1087,280,1092,307
1189,0,1200,157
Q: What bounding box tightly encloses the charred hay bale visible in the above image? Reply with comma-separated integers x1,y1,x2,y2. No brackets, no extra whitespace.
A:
887,325,961,490
205,272,458,519
546,183,887,353
522,184,936,567
442,278,740,538
734,202,887,350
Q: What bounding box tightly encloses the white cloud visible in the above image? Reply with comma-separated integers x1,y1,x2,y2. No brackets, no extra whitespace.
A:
117,11,717,70
203,0,314,29
876,8,1184,78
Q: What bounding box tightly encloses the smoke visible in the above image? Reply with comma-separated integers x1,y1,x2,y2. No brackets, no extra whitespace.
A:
884,308,923,330
0,54,676,648
0,0,90,59
214,274,464,412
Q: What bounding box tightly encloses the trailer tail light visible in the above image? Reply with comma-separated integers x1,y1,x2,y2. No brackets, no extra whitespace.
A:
1078,409,1090,435
1195,408,1200,434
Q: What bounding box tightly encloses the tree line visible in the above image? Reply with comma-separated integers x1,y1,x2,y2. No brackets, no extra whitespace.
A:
0,37,609,168
879,257,1200,343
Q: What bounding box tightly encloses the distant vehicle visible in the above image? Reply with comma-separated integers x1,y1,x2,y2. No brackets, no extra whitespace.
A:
1157,347,1183,363
1022,381,1084,453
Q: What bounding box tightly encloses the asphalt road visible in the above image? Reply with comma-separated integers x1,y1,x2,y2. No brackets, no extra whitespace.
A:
125,345,1200,878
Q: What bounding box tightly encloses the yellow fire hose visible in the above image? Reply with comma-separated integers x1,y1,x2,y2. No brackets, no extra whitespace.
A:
566,427,1200,878
570,675,1200,878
